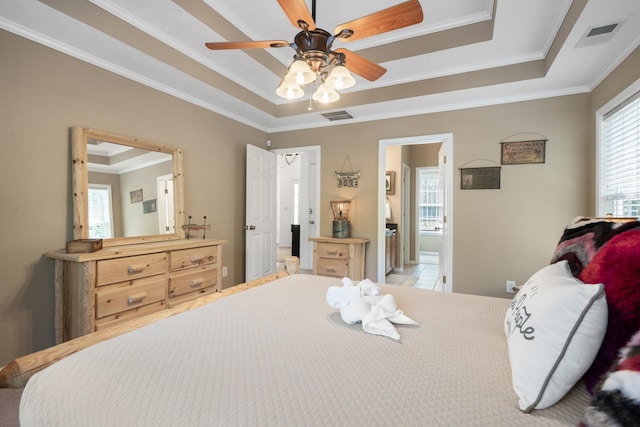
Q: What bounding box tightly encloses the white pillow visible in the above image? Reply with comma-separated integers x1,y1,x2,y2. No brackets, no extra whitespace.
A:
504,260,607,412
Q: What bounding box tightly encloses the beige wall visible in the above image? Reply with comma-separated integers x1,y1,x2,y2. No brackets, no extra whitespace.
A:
2,30,639,366
271,94,592,297
0,30,265,365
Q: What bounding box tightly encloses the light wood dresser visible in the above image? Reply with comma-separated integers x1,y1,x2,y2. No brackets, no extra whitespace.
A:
309,237,369,281
46,239,225,343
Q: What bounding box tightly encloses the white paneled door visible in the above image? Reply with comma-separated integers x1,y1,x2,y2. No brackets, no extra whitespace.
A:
245,144,277,281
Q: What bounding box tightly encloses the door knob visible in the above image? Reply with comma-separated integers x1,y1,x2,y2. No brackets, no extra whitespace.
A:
243,225,256,230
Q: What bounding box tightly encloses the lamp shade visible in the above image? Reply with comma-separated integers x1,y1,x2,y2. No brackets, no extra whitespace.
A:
285,59,316,85
326,65,355,90
276,80,304,99
312,83,340,103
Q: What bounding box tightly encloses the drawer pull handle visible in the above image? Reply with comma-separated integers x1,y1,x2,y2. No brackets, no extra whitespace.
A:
190,256,203,263
128,292,147,305
190,278,204,288
326,266,337,273
327,249,338,255
128,264,146,273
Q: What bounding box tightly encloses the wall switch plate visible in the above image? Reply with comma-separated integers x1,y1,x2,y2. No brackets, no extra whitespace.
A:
506,280,516,293
222,266,228,277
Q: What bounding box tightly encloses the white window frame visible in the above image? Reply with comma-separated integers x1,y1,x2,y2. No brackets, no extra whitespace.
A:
417,166,442,235
88,183,114,239
596,77,640,217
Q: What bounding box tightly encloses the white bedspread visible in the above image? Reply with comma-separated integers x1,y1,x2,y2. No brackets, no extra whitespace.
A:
20,274,590,426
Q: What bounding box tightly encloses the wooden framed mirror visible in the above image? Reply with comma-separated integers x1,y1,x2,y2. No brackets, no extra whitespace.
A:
71,127,185,247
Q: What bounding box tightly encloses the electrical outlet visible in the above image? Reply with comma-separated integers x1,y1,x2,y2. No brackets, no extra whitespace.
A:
506,280,516,293
222,266,228,277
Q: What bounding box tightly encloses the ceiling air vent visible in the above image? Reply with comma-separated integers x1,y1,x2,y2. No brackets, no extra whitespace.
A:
322,111,353,121
587,23,618,38
575,22,622,48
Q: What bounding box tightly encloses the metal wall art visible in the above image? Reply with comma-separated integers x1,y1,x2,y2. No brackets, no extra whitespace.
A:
335,155,360,188
500,138,547,165
460,167,501,190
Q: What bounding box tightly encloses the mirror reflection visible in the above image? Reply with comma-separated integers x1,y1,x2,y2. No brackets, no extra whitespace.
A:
87,140,175,238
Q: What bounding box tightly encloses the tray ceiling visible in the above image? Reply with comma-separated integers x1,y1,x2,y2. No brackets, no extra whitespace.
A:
2,0,639,132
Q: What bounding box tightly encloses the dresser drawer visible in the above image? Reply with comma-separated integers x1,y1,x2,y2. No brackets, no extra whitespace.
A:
316,242,348,259
95,274,166,319
316,257,349,277
170,246,217,272
96,253,167,286
169,264,217,299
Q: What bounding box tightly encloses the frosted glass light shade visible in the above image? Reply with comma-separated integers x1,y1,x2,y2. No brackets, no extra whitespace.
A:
285,59,315,85
312,83,340,103
276,80,304,99
326,65,355,89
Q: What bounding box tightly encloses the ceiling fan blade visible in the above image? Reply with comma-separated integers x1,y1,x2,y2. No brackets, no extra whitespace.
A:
334,0,423,42
205,40,290,50
277,0,316,30
335,48,386,82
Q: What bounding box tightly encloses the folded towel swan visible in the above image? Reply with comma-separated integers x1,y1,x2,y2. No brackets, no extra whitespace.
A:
326,277,419,340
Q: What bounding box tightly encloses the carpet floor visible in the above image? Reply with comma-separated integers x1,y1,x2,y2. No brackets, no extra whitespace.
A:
0,387,22,427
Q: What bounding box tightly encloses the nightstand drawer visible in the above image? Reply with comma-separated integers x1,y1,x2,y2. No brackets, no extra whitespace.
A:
170,247,217,272
95,274,166,319
316,257,349,277
316,242,348,259
96,253,167,286
169,264,217,299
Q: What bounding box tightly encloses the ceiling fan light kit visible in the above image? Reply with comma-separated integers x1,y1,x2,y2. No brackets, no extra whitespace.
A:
276,78,305,99
206,0,423,105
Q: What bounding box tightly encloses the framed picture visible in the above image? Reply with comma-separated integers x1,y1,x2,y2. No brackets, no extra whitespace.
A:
386,171,395,195
460,167,501,190
501,140,546,165
129,189,143,203
143,199,157,214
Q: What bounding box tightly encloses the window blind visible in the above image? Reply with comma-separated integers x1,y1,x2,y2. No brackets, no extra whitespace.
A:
600,90,640,217
88,185,114,238
418,168,441,232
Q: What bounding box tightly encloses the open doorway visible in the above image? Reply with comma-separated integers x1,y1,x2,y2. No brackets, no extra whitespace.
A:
272,146,321,273
378,134,453,291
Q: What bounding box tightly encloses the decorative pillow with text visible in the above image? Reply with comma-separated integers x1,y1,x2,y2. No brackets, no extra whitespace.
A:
504,261,608,412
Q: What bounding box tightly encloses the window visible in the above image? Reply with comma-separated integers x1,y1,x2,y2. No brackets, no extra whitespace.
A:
599,89,640,217
88,184,114,239
418,167,441,233
292,181,300,225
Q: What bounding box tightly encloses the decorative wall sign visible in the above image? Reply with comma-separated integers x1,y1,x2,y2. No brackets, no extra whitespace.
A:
460,167,501,190
129,188,143,203
335,171,361,188
501,139,546,165
335,155,360,188
386,171,395,195
143,199,157,214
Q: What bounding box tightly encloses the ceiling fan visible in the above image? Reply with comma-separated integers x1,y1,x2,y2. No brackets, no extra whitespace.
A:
205,0,424,103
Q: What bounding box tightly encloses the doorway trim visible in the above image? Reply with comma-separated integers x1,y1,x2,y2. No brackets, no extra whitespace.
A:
272,145,321,271
377,134,453,288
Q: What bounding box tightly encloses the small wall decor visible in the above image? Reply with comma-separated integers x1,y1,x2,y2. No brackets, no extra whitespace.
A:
335,155,361,188
460,167,501,190
386,171,396,195
143,199,157,214
129,188,143,203
182,215,210,239
499,133,548,165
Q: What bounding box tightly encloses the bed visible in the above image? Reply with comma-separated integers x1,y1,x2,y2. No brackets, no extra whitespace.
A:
5,217,640,426
18,274,592,426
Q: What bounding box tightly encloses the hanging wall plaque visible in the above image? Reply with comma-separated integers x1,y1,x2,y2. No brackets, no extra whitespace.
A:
501,139,546,165
460,167,501,190
335,156,360,188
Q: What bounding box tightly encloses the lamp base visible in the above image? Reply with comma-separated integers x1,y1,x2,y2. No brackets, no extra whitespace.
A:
332,220,350,238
